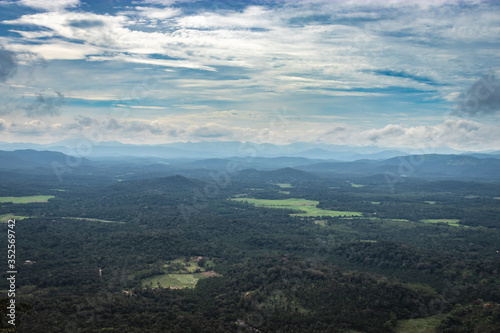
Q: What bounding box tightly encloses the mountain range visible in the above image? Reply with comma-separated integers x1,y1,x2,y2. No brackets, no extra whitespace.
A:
1,148,500,182
0,140,486,161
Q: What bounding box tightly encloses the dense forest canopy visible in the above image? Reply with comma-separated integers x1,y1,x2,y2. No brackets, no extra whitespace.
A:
1,150,499,332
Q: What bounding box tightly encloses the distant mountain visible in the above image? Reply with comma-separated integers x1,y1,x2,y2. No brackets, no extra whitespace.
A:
0,149,94,170
178,158,235,170
463,153,500,159
290,148,338,159
0,140,471,160
235,167,319,183
297,154,500,181
348,150,409,161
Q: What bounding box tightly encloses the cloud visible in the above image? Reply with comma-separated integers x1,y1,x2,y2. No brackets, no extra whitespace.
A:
68,19,104,28
133,7,181,20
89,55,216,71
0,46,17,82
23,91,65,117
187,123,234,138
1,0,500,150
365,124,406,144
9,40,102,60
18,0,80,11
454,72,500,116
319,119,500,151
0,90,65,117
75,115,93,127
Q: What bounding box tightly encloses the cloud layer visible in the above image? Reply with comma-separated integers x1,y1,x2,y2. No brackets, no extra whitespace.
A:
0,0,499,150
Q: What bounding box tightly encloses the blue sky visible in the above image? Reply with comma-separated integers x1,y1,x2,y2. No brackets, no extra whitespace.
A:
1,0,500,150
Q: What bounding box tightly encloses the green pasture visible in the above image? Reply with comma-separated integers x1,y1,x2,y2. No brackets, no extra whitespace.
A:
0,195,54,203
63,217,125,224
142,273,203,289
314,220,327,227
395,313,447,333
420,219,461,227
142,258,217,289
0,214,29,223
231,197,363,218
276,183,292,188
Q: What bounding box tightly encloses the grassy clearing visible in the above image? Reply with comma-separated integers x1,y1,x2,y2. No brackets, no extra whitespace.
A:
231,197,363,218
424,201,436,205
142,273,202,289
420,219,461,227
276,183,293,188
395,313,446,333
279,190,291,195
314,220,327,227
62,217,125,224
348,181,364,188
371,202,380,205
141,258,217,289
0,214,29,223
494,197,500,200
0,195,54,203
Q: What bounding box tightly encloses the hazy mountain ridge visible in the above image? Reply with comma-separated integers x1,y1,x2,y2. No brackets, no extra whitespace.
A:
2,149,500,182
0,149,95,170
0,140,476,161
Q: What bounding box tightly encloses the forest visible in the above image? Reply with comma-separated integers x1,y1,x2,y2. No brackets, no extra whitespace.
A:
0,150,499,332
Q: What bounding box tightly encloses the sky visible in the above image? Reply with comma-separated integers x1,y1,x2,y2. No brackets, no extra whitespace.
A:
1,0,500,151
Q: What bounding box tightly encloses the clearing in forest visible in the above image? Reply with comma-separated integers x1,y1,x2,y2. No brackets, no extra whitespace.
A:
0,195,54,203
62,217,125,223
140,258,218,289
420,219,461,227
394,313,447,333
231,197,363,218
0,214,29,223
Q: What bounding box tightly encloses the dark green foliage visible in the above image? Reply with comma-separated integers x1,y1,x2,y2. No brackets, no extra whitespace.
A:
1,152,500,332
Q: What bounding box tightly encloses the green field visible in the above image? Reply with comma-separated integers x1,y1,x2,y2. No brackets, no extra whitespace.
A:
371,202,381,205
142,273,203,289
314,220,328,227
348,181,364,188
395,313,446,333
276,183,292,188
63,217,125,224
141,258,217,289
231,198,363,218
420,219,461,227
424,201,436,205
0,195,54,203
0,214,29,223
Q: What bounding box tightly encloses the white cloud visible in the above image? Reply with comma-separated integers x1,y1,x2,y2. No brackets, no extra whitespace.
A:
2,0,500,149
88,54,216,71
9,40,101,60
133,6,181,20
18,0,80,11
318,119,500,151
